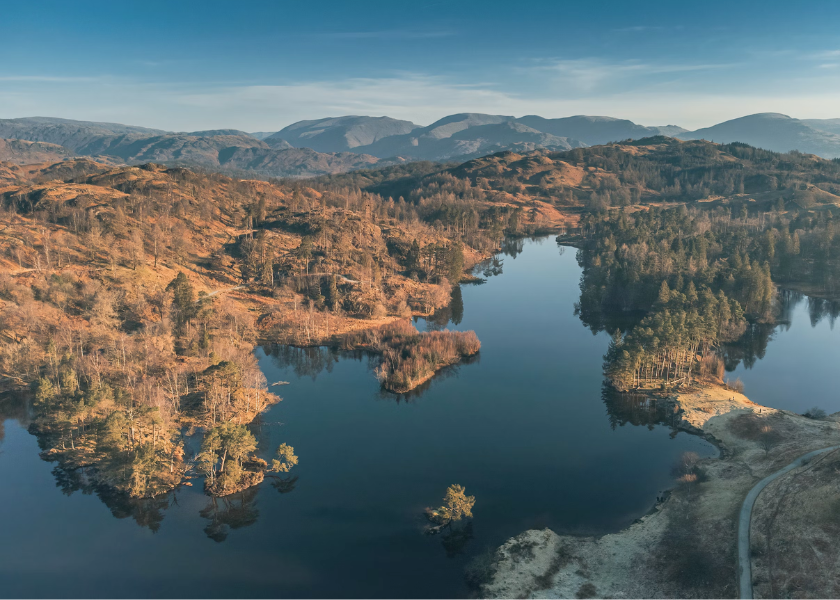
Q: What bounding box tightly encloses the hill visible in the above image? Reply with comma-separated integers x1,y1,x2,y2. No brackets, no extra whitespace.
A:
679,113,840,158
358,118,586,161
516,115,681,145
0,119,389,178
264,113,689,160
0,117,167,150
0,158,497,500
802,118,840,137
310,137,840,227
266,116,420,152
0,139,73,165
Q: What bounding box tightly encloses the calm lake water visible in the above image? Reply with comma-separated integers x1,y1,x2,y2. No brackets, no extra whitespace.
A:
725,289,840,415
4,236,832,598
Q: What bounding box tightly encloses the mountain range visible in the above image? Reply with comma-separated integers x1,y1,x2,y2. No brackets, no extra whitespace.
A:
0,112,839,179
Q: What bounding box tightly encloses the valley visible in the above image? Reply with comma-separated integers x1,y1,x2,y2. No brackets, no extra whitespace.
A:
2,136,840,597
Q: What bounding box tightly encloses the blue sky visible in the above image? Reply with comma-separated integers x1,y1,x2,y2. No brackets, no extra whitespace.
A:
2,0,840,131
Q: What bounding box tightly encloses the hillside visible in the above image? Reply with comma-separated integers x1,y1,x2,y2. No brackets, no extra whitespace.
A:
264,113,685,159
0,139,73,165
444,137,840,209
679,113,840,158
0,158,498,500
0,117,167,150
803,118,840,136
310,137,840,228
0,119,389,178
516,115,683,145
267,116,420,152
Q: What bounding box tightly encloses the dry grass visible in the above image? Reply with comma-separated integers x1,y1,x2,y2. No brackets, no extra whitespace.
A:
342,319,480,392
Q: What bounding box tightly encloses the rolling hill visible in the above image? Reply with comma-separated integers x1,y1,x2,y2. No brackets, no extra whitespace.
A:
678,113,840,158
266,115,420,152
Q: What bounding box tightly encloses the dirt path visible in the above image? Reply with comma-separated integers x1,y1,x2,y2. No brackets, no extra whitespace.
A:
738,445,840,599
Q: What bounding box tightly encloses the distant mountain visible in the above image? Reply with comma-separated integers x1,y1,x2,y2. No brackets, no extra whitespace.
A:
363,119,584,161
249,131,280,140
679,113,840,158
4,116,167,135
0,118,387,177
0,117,167,151
262,137,293,149
0,138,73,164
802,119,840,137
267,116,420,153
183,129,253,138
515,115,678,146
266,113,687,160
653,125,689,137
6,111,840,180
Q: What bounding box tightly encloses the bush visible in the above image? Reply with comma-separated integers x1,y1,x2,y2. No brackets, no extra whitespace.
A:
803,406,827,420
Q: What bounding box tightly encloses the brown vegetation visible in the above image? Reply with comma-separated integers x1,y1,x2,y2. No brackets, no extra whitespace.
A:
342,320,480,392
0,159,489,502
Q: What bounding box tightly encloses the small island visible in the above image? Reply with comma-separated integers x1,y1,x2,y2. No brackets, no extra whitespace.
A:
342,320,480,393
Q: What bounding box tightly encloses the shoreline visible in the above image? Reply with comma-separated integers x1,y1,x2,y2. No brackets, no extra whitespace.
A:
479,383,840,599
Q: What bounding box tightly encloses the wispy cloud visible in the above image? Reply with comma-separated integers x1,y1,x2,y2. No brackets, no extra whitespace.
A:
526,58,739,92
312,29,455,40
611,25,684,33
808,49,840,60
0,75,105,83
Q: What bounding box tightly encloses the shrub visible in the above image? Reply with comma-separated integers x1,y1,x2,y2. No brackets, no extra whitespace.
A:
803,406,827,420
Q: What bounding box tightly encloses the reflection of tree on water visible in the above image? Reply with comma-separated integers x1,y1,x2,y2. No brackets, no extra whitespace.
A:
500,237,525,259
602,384,680,433
480,256,504,279
270,474,298,494
262,345,343,381
424,286,464,331
50,463,171,532
0,392,30,445
806,295,840,328
720,322,775,371
441,521,474,558
470,237,550,280
718,290,839,372
200,486,260,543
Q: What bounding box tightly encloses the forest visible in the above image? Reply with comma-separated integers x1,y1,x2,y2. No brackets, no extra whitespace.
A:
579,203,840,390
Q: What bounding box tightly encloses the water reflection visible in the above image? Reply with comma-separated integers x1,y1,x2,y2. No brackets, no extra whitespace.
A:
50,462,173,532
424,286,464,331
200,487,260,542
440,521,474,558
0,392,30,445
602,384,681,433
806,295,840,328
262,345,343,381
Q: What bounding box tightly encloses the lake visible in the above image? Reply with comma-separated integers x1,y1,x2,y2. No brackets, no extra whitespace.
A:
3,236,829,598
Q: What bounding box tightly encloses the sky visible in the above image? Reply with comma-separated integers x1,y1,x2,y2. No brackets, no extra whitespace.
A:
2,0,840,132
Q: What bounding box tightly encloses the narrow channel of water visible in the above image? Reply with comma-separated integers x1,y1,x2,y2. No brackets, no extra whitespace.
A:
13,237,826,598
